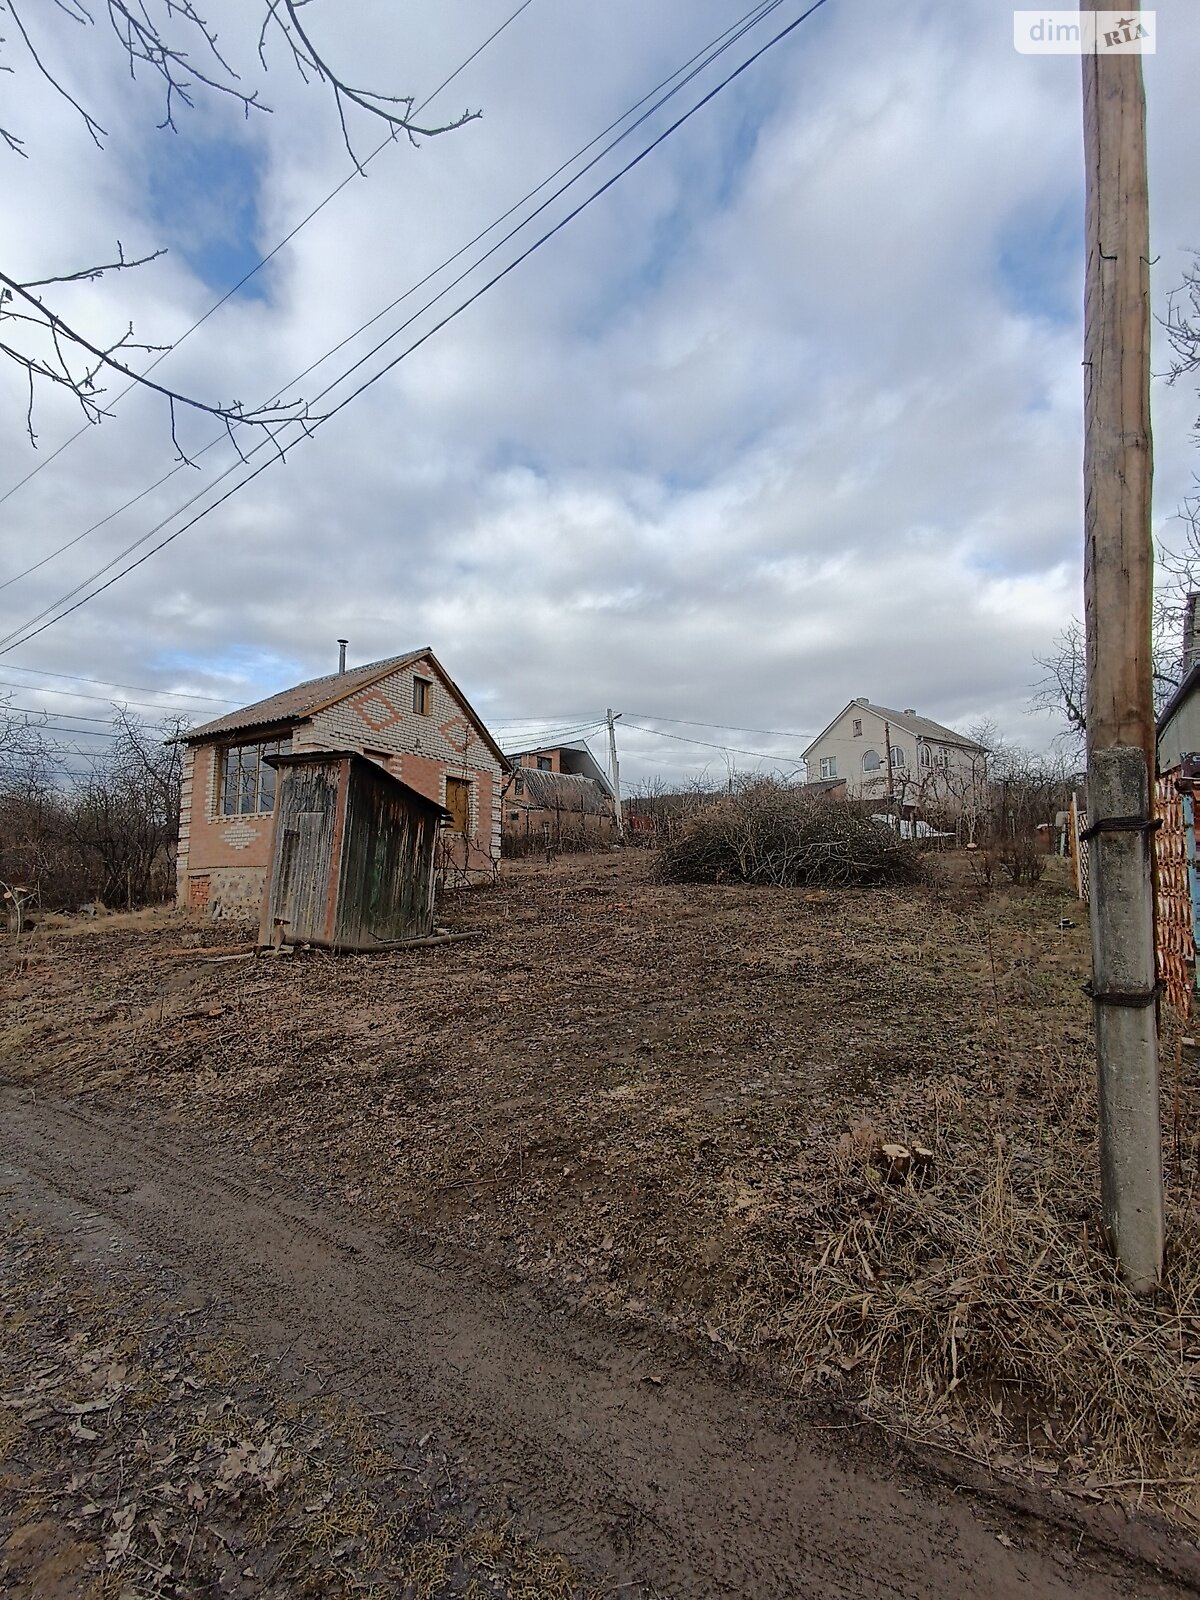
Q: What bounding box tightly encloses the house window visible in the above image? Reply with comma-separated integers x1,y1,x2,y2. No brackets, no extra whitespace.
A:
920,744,932,769
507,809,520,823
413,677,432,716
862,748,881,772
219,737,291,816
536,755,552,771
819,756,837,780
890,745,906,769
852,719,863,737
935,747,952,769
445,775,472,836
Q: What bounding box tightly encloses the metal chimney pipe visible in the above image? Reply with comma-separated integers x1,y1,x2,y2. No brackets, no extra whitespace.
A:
337,638,348,674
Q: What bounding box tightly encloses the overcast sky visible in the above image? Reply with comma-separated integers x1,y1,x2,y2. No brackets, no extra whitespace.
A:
0,0,1196,786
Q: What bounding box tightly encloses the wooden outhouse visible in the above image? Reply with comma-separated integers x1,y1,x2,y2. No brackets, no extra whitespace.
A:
259,751,448,951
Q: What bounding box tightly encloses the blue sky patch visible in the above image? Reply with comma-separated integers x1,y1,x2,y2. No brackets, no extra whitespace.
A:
997,196,1082,325
146,135,268,301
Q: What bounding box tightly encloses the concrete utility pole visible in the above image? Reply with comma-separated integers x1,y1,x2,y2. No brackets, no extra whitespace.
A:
607,708,625,842
1081,0,1163,1291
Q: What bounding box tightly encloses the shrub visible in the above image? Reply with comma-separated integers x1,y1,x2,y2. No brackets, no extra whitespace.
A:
657,779,927,889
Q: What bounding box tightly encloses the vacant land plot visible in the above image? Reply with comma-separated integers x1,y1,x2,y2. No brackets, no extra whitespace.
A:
3,849,1199,1541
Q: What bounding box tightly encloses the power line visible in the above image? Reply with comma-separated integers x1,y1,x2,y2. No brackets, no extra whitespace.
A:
0,677,207,712
0,0,797,639
0,0,765,599
486,712,594,725
621,720,806,763
625,712,814,739
501,719,607,749
22,722,120,741
4,703,124,723
0,0,536,522
0,0,832,656
0,662,235,702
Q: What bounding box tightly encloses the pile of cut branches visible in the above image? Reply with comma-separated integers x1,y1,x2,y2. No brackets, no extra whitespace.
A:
658,779,926,888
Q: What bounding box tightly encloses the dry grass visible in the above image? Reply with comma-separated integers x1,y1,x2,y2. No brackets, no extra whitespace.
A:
5,849,1200,1532
711,981,1200,1526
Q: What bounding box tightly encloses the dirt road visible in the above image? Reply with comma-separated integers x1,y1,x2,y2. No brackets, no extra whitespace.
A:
2,1087,1194,1600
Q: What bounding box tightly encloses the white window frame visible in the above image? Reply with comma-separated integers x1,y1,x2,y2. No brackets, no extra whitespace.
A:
889,745,906,769
819,756,837,780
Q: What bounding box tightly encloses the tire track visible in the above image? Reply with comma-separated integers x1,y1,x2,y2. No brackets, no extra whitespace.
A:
1,1086,1194,1600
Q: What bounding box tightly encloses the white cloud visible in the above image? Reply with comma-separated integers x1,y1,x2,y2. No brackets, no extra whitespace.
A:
0,0,1197,785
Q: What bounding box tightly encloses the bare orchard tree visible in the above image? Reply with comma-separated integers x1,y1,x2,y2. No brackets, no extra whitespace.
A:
1032,607,1183,753
1030,254,1200,747
0,0,476,454
0,699,63,909
984,740,1076,887
58,709,191,905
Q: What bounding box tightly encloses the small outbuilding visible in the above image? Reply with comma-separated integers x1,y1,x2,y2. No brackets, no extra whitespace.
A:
260,751,448,951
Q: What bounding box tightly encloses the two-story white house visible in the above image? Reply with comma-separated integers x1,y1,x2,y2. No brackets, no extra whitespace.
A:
802,698,987,817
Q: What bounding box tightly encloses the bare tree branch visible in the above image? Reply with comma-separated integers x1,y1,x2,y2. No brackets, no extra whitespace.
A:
0,262,313,459
0,0,479,450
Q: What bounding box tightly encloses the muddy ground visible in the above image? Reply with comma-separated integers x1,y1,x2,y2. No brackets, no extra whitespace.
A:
2,849,1199,1596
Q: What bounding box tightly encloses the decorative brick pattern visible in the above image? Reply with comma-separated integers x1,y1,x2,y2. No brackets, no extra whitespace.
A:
177,655,505,911
220,820,262,851
307,655,503,880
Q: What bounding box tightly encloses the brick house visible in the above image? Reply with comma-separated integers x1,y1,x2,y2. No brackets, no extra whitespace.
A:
502,742,618,852
177,648,508,917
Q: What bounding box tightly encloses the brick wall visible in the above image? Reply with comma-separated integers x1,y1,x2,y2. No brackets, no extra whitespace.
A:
176,654,504,915
176,742,276,917
303,654,502,879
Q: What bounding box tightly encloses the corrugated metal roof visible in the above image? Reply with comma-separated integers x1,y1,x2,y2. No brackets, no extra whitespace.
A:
508,767,613,816
183,650,428,742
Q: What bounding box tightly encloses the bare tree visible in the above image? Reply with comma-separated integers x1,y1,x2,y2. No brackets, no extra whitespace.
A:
1032,619,1088,746
1033,604,1184,751
1,0,477,454
1030,253,1200,745
59,710,190,905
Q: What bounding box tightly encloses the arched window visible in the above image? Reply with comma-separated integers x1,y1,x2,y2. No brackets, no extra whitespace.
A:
862,748,881,772
919,743,932,769
890,745,906,769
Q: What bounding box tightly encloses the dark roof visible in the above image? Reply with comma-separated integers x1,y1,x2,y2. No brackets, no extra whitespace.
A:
182,649,510,771
803,699,985,759
507,767,614,816
184,651,426,742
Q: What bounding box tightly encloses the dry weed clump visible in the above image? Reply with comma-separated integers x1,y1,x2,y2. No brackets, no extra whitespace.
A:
720,1059,1200,1524
658,780,926,889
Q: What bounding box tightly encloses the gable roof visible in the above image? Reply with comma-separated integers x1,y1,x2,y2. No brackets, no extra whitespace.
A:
802,700,985,760
183,648,509,769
